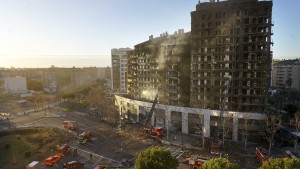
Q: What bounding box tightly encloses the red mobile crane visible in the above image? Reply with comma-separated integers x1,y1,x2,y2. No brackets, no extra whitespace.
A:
140,94,164,137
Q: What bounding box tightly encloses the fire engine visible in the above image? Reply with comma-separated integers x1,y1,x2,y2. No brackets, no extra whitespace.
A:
256,147,270,163
78,131,93,144
140,94,164,137
187,155,210,169
63,121,77,130
56,143,70,156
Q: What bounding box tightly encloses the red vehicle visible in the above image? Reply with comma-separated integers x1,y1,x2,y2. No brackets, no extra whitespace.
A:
140,94,164,137
63,121,77,130
256,147,270,163
43,155,61,166
94,165,107,169
210,139,221,154
63,161,84,169
56,143,70,156
78,131,93,144
188,155,210,169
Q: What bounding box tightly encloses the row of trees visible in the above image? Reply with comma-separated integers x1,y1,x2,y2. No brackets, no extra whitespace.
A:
135,146,300,169
134,146,238,169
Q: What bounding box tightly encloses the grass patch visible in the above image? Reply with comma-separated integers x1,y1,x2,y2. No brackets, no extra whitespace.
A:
0,135,33,160
0,128,66,169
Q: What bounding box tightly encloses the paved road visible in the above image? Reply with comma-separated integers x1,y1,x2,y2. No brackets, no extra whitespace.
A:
1,105,185,169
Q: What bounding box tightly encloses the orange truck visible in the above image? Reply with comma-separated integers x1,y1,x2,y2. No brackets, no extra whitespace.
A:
63,121,77,130
78,131,93,144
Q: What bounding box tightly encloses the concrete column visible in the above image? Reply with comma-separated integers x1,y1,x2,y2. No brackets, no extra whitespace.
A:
204,111,211,137
232,116,238,141
182,112,188,134
136,105,140,123
165,109,171,128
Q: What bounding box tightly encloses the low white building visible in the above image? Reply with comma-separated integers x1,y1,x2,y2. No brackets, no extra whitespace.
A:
4,76,27,94
115,95,266,142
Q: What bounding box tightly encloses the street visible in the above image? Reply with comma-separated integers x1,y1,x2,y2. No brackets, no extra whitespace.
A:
0,105,188,169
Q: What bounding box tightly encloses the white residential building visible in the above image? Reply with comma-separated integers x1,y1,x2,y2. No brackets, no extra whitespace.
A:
4,76,27,94
111,48,132,93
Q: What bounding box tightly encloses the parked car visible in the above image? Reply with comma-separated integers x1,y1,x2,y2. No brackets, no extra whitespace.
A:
43,155,61,166
63,161,84,169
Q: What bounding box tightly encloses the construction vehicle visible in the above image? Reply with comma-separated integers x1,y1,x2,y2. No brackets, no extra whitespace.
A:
140,94,164,137
210,107,223,154
256,147,270,163
78,131,93,144
187,155,210,169
63,121,77,130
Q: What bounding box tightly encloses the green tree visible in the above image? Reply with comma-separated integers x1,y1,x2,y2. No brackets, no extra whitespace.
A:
86,87,106,112
264,113,281,154
259,158,300,169
201,158,238,169
290,111,300,152
135,146,178,169
27,79,43,91
27,94,44,111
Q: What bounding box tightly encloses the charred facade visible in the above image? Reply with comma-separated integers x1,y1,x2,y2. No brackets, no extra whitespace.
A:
190,0,273,112
127,31,191,106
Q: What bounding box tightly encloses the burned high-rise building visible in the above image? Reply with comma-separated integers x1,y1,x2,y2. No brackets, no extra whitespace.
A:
127,30,191,106
115,0,273,142
190,0,273,112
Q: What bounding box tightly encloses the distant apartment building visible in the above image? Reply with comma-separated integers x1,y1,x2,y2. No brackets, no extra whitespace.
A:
97,67,111,80
4,76,27,93
71,67,98,87
272,59,300,91
111,48,132,93
190,0,273,112
0,67,110,93
127,30,191,106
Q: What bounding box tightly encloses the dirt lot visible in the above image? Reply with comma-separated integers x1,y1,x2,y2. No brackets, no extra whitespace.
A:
0,128,68,169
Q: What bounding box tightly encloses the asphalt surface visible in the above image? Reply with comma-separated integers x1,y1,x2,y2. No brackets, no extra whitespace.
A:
0,103,189,169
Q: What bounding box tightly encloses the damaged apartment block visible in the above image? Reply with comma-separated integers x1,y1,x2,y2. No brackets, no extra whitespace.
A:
116,0,273,142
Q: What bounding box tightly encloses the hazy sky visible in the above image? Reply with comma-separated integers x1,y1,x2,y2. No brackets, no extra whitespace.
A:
0,0,299,68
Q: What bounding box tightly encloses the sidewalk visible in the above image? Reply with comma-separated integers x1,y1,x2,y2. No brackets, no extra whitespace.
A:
67,146,123,168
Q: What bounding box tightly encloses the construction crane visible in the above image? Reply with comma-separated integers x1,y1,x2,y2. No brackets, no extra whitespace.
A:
211,74,231,154
140,94,164,137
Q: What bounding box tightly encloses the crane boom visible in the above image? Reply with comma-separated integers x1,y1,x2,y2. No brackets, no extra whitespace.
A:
144,94,158,128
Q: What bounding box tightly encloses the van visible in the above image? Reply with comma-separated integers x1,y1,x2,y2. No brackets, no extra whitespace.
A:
63,161,84,169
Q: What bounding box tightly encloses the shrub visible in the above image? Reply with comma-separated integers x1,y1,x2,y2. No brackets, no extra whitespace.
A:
24,151,31,158
4,144,10,149
135,146,178,169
